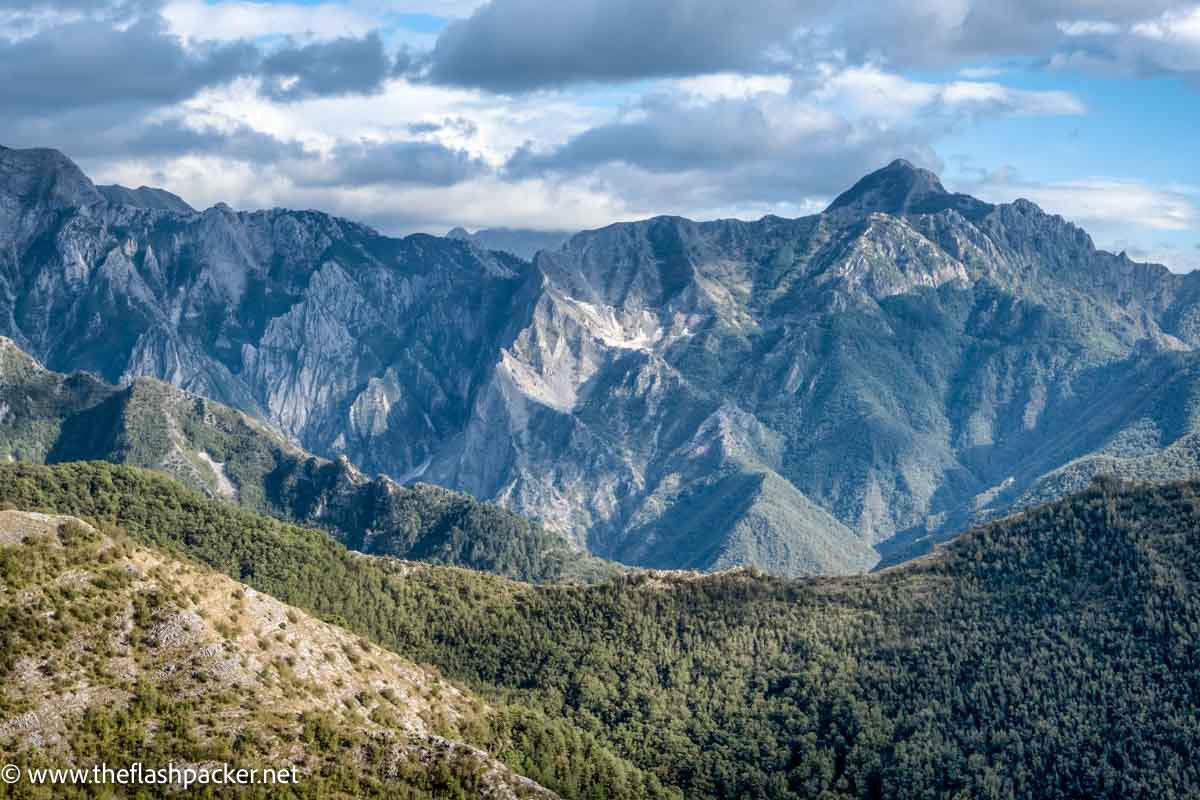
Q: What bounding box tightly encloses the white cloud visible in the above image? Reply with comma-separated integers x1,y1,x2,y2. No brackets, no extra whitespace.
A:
940,81,1087,115
673,73,793,100
163,1,380,42
1129,6,1200,71
958,66,1007,78
812,66,942,122
1057,20,1122,36
1051,6,1200,76
92,152,633,234
177,75,611,176
966,170,1200,232
811,66,1085,123
86,72,624,232
1114,242,1200,273
1131,7,1200,42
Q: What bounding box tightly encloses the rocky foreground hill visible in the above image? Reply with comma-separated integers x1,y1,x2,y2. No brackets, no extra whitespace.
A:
5,143,1200,575
0,510,560,799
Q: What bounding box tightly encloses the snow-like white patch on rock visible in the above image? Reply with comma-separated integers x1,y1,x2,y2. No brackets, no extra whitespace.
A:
559,295,663,352
196,451,238,501
394,457,431,485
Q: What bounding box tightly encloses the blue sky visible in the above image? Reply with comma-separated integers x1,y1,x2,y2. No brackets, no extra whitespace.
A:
935,67,1200,265
2,0,1198,271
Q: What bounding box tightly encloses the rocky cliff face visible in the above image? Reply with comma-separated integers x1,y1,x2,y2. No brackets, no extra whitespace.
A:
4,146,1200,575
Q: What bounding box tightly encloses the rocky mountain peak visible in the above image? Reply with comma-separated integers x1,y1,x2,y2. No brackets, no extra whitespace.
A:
0,144,102,212
826,158,994,221
826,159,946,213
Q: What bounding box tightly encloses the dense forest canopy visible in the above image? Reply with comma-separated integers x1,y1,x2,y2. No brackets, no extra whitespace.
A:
1,462,1198,798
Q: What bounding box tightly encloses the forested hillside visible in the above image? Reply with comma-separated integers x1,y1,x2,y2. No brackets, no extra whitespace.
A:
0,339,611,583
0,469,674,800
2,461,1198,799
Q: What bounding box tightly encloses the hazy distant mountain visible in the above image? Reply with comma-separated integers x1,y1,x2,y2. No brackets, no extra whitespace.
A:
97,183,195,213
447,226,571,259
4,143,1200,575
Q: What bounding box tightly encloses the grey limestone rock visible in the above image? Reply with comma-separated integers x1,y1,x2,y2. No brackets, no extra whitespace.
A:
5,147,1200,575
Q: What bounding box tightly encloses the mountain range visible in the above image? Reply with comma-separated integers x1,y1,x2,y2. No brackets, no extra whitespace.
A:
446,226,571,260
4,142,1200,576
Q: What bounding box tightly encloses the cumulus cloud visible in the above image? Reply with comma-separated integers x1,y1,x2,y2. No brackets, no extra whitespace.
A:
506,68,1086,210
0,0,138,10
426,0,819,90
967,169,1199,232
1055,5,1200,76
287,139,490,187
419,0,1189,90
162,0,379,42
127,118,309,163
672,73,794,100
74,114,491,191
0,15,257,116
0,1,412,122
809,66,1087,120
3,110,312,174
831,0,1181,69
9,0,1200,103
92,153,628,235
0,0,1194,258
938,81,1086,115
260,32,394,101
